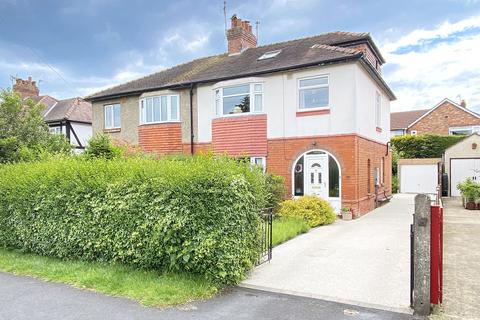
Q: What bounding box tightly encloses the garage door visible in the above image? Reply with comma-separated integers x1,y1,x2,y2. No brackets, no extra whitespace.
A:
450,158,480,196
400,164,439,194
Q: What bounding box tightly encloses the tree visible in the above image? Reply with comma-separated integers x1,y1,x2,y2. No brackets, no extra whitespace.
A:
0,90,72,163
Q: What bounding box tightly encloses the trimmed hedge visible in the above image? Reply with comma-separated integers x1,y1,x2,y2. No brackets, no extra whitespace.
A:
391,134,464,159
0,156,267,284
277,196,336,227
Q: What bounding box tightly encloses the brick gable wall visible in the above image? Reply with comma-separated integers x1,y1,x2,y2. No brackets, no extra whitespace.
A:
408,101,480,135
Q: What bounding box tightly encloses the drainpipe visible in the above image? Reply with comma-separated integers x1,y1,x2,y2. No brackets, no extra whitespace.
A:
189,84,195,155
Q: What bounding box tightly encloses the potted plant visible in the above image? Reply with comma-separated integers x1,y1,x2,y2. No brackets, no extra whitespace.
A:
458,179,478,210
341,207,353,220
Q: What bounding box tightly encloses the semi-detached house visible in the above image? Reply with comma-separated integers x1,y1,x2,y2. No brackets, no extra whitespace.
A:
87,15,396,216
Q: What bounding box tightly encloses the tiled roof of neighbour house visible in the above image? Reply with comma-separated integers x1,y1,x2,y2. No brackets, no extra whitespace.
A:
43,98,92,123
390,109,430,130
87,31,395,101
24,95,58,115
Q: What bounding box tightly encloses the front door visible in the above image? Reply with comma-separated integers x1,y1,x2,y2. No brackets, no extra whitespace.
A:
305,154,328,199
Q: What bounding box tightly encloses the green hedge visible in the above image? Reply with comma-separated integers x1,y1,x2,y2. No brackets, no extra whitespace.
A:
391,134,464,158
0,156,267,284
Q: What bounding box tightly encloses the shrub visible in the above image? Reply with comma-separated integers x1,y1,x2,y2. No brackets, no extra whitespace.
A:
264,174,285,212
392,174,399,193
457,178,480,201
84,134,124,159
277,196,336,227
0,156,267,284
391,134,464,159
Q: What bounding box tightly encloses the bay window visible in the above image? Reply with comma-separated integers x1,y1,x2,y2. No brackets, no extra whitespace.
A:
215,83,263,116
298,75,329,110
140,95,180,124
104,104,121,129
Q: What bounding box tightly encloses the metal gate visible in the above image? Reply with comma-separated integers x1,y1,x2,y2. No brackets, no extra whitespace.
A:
258,207,273,265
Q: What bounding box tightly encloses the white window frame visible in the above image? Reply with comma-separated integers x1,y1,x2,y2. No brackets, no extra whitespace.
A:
448,126,480,135
49,126,62,134
139,94,180,125
258,50,281,60
250,157,266,172
214,83,264,117
104,104,121,129
375,91,382,128
297,75,330,111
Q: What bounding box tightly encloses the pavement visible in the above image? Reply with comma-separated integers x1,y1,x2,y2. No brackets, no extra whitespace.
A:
430,197,480,320
242,193,415,314
0,271,411,320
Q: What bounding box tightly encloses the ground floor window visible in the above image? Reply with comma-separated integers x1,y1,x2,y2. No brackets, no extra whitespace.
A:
293,150,340,198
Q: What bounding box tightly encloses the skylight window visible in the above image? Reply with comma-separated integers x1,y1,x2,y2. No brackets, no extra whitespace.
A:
258,49,282,60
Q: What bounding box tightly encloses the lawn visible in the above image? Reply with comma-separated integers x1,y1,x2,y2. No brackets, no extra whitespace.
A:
0,248,218,307
272,217,310,246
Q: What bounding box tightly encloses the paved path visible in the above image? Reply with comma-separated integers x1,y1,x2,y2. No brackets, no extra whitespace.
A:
0,272,411,320
430,197,480,320
242,194,414,314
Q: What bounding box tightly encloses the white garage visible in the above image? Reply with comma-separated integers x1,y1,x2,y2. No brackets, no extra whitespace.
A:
444,134,480,196
398,158,441,194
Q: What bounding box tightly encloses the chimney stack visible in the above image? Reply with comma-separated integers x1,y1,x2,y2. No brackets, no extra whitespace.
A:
13,76,40,99
226,14,257,54
460,99,467,108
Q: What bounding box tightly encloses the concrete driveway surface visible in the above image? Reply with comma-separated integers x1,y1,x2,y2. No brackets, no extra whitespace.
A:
0,271,411,320
242,194,414,314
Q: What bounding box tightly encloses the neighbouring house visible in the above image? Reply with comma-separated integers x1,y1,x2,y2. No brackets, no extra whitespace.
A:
87,15,395,216
390,98,480,137
444,133,480,196
13,77,92,151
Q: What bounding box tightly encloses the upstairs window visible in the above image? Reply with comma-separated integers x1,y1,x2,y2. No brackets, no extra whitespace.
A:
298,75,329,110
215,83,263,116
375,91,382,128
140,95,180,124
105,104,121,129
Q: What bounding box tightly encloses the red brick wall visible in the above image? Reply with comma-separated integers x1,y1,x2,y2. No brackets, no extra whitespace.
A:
212,114,267,156
138,123,182,155
408,101,480,135
266,134,391,217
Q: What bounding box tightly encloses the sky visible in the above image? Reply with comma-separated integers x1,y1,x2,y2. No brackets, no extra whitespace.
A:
0,0,479,112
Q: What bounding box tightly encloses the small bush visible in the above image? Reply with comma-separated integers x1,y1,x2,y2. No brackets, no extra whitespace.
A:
392,174,399,193
84,134,124,159
277,196,336,227
0,156,267,285
264,174,285,212
457,178,480,201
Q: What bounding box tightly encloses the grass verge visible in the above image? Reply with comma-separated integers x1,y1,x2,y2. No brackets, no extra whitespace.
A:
0,248,218,307
272,217,310,246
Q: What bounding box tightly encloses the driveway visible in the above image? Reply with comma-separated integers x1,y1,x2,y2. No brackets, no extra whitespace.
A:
242,194,414,314
0,272,410,320
430,197,480,320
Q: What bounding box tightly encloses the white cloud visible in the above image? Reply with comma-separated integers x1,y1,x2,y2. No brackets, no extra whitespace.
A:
381,15,480,112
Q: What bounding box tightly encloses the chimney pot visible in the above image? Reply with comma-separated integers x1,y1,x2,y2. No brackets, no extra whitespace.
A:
461,99,467,108
226,14,257,54
13,76,40,99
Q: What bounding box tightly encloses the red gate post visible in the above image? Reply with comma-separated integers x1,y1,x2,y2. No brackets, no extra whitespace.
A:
430,204,443,304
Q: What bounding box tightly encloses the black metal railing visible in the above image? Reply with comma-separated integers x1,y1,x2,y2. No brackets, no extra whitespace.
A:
258,207,273,265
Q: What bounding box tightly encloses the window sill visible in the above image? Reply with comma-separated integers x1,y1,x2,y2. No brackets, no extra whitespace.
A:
139,121,181,127
376,127,382,133
215,112,265,119
104,128,121,133
296,109,330,117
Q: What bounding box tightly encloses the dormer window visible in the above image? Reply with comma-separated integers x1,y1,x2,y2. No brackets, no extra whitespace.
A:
258,50,281,60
